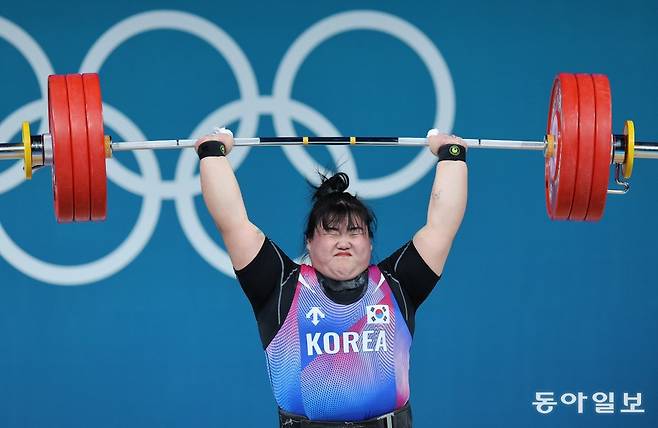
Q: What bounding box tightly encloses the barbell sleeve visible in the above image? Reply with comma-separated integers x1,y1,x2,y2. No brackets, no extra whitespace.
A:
0,143,24,160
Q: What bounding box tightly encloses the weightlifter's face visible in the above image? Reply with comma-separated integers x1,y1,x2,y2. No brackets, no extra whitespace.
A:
307,218,372,281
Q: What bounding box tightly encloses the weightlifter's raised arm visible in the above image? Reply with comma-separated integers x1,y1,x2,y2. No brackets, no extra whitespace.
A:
413,130,468,277
194,128,264,270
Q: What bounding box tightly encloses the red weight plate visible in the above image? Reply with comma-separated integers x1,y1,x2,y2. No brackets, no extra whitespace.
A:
82,73,107,221
569,74,596,221
66,74,91,221
545,73,579,220
585,74,612,221
48,75,74,223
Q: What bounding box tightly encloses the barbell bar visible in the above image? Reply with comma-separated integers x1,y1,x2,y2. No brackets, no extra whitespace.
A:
0,72,656,223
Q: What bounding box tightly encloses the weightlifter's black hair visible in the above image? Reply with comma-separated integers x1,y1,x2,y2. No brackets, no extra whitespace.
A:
304,172,377,243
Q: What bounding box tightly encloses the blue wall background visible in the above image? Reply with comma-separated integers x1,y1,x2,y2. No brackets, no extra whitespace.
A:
0,1,656,427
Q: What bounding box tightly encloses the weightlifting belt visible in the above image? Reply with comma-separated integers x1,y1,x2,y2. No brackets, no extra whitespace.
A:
278,403,412,428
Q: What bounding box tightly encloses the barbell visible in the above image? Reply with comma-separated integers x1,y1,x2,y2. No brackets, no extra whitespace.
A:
0,73,656,223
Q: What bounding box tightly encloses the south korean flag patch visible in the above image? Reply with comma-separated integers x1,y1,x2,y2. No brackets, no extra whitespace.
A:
367,305,390,324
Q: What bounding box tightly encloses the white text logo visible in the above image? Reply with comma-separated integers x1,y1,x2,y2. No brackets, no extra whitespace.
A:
306,330,388,356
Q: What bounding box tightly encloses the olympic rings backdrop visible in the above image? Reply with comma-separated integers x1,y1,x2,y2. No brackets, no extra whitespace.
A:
1,1,656,427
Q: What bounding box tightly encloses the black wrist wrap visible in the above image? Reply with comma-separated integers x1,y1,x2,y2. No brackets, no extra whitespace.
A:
197,140,227,159
438,143,466,162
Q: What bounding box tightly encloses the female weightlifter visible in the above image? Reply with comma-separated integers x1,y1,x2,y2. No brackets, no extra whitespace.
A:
194,128,467,427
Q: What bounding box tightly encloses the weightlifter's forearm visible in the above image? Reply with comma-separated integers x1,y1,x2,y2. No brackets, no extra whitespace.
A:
199,156,250,233
426,161,468,236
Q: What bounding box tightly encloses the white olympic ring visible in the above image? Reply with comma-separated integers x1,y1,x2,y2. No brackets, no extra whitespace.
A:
0,9,455,285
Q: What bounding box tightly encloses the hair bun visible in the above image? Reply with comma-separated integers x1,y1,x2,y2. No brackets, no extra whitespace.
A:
313,172,349,201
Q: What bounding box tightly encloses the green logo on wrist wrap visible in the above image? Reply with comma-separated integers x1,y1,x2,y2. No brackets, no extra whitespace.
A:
449,145,461,156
